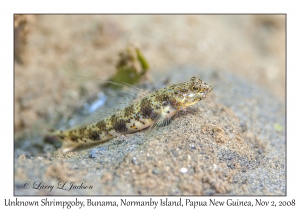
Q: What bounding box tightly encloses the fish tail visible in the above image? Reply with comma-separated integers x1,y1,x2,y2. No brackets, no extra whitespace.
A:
44,128,80,152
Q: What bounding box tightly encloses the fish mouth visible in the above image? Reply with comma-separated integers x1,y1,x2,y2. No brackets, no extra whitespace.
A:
202,87,213,99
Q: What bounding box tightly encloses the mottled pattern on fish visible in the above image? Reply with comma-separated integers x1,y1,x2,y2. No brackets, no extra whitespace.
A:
53,76,213,151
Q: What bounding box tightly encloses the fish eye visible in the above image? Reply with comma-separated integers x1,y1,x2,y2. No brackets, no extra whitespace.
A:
192,86,199,91
162,101,168,106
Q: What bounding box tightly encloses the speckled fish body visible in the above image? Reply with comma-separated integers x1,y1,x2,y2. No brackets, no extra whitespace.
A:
54,76,213,151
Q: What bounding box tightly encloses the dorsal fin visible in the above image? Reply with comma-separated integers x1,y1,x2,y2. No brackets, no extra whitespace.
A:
67,76,151,128
70,107,119,129
79,76,150,100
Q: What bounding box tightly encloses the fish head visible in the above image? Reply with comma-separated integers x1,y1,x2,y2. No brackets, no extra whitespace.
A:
173,76,213,109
